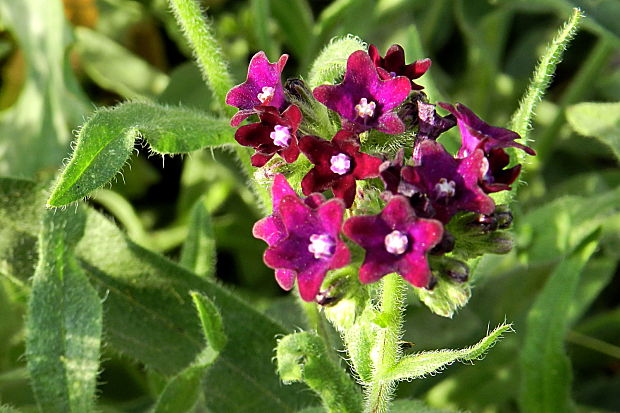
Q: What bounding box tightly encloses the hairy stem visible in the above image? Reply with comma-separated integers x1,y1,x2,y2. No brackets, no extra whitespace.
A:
364,274,407,413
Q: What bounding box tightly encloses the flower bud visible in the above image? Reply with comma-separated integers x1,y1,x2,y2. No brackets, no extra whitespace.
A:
416,278,471,318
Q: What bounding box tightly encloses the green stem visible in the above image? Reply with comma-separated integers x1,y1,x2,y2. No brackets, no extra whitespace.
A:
167,0,271,213
364,274,407,413
298,296,340,365
168,0,234,117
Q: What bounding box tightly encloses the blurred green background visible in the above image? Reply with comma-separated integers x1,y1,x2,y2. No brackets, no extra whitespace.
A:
0,0,619,411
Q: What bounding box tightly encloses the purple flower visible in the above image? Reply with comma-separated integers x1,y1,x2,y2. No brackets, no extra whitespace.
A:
368,44,431,90
379,149,405,195
437,103,536,193
234,105,302,167
401,140,495,223
437,102,536,158
313,50,411,134
299,130,383,208
343,196,443,287
226,51,288,126
416,102,456,142
252,174,349,301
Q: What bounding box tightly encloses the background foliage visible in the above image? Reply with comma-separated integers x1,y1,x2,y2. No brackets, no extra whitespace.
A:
0,0,619,412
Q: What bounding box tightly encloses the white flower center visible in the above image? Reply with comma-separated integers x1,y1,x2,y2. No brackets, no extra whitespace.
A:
308,234,336,260
384,230,408,255
330,153,351,175
257,86,275,103
355,98,376,119
270,125,291,147
435,178,456,198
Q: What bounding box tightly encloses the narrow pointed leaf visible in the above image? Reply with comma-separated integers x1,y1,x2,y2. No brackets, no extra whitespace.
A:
381,323,513,382
151,293,226,413
180,198,216,279
519,229,601,413
566,101,620,161
26,209,102,413
47,101,234,207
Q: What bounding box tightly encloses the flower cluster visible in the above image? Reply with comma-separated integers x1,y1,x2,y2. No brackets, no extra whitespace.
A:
226,45,535,302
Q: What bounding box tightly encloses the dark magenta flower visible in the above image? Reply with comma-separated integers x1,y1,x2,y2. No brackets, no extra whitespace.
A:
234,105,302,167
226,51,288,126
437,102,535,192
401,140,495,223
416,101,456,142
379,149,405,195
313,50,411,134
343,196,443,287
368,44,431,90
437,102,535,158
253,174,350,301
299,130,383,208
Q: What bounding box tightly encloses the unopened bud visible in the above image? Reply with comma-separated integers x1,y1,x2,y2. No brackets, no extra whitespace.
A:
416,278,471,318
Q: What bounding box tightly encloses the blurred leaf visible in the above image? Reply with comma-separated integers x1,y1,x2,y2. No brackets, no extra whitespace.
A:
566,102,620,161
26,209,102,413
519,229,600,413
518,186,620,264
391,399,460,413
158,62,213,111
47,101,233,207
151,293,226,413
270,0,313,59
307,35,366,89
0,405,20,413
72,208,315,412
0,0,89,176
180,198,216,279
74,27,170,99
381,323,513,382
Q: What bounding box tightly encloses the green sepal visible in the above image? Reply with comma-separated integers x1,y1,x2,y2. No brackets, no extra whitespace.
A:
415,278,472,319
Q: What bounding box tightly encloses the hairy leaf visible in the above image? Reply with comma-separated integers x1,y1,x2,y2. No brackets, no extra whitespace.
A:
47,101,234,207
26,209,101,413
519,230,600,413
566,102,620,161
307,36,366,89
381,323,513,382
180,198,216,278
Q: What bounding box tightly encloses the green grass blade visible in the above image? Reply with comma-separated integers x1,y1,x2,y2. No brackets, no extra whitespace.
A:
26,209,102,413
519,229,601,413
47,102,234,207
180,197,216,279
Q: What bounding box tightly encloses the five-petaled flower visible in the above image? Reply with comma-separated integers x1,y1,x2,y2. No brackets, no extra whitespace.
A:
234,105,302,167
368,44,431,90
401,140,495,223
226,51,289,126
313,50,411,134
343,196,443,287
299,130,383,208
253,175,350,301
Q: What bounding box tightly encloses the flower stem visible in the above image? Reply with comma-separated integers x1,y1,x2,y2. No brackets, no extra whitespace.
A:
364,273,407,413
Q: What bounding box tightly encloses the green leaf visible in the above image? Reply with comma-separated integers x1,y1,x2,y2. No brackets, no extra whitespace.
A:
566,102,620,161
26,209,102,413
390,399,461,413
72,208,315,412
276,332,362,413
519,229,601,413
270,0,314,59
74,27,170,99
0,405,21,413
381,323,513,382
180,198,216,279
151,293,226,413
307,36,366,89
0,0,89,176
47,101,234,207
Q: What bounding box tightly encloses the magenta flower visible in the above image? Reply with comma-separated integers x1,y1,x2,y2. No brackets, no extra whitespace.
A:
437,102,535,158
343,196,443,287
313,50,411,134
225,51,288,126
368,44,431,90
438,102,535,192
416,102,456,142
401,140,495,223
299,130,383,208
252,174,350,301
234,105,302,167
